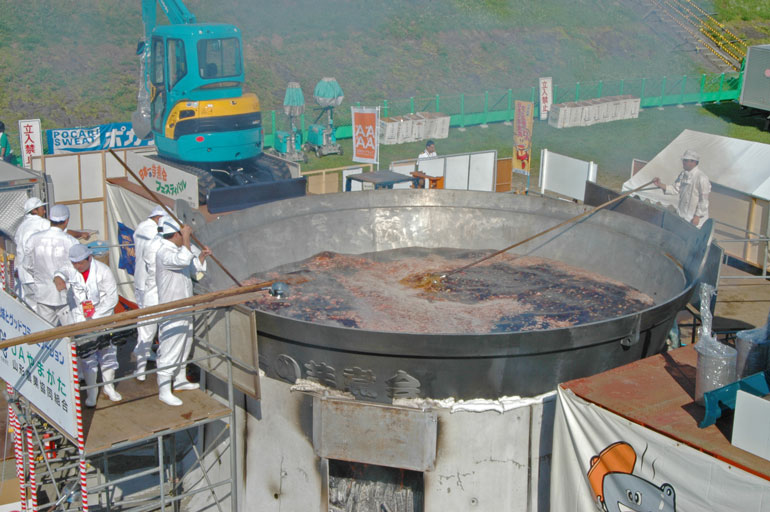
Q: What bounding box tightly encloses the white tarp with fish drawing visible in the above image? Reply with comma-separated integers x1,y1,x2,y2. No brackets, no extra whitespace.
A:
551,386,770,512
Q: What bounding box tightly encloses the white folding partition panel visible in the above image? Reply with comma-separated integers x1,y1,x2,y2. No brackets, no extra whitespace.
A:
443,155,470,190
469,152,496,191
539,149,598,201
32,149,136,241
417,158,446,190
390,150,498,192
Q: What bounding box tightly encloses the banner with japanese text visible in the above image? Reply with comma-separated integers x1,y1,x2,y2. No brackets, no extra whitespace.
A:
0,290,78,440
18,119,43,169
513,101,534,175
539,77,553,121
351,107,379,164
551,386,769,511
126,150,198,208
46,122,154,155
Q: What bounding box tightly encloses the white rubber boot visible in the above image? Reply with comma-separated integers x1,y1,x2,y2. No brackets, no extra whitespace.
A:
83,369,99,408
158,375,183,406
101,369,122,402
135,360,147,382
173,369,200,391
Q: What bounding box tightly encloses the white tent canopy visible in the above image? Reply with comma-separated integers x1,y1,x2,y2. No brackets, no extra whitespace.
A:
624,130,770,266
623,129,770,204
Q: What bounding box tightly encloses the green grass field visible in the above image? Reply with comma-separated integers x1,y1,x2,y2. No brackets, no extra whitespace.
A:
0,0,768,187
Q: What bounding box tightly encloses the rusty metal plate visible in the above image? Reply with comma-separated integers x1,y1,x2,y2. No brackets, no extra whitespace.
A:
313,397,437,472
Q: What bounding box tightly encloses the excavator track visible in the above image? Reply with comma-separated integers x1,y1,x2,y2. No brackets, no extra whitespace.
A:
149,152,304,212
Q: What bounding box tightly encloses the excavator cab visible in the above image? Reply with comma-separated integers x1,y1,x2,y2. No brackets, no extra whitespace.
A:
133,1,305,213
144,24,262,164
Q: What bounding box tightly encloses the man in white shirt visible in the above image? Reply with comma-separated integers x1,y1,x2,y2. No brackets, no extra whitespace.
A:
54,244,121,407
14,197,49,307
23,205,78,325
155,216,211,406
132,205,165,380
653,149,711,228
418,140,437,159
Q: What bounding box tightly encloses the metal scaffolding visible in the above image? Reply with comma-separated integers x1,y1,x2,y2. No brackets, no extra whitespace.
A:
5,304,242,512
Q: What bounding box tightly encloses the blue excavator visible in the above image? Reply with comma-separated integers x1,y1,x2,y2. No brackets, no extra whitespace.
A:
132,0,306,213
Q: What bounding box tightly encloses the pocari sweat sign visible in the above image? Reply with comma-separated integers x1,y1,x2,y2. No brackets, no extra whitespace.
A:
46,122,154,154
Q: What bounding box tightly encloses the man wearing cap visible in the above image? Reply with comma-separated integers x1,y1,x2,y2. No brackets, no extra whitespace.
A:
53,244,121,407
23,204,79,324
652,149,711,228
132,205,166,379
13,197,49,307
155,216,212,406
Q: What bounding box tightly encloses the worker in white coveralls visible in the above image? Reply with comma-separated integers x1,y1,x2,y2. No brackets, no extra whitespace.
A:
652,149,711,228
53,244,121,407
23,204,78,325
132,205,166,380
155,216,211,406
14,197,49,308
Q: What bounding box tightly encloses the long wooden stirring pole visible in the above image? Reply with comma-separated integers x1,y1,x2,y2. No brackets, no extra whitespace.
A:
108,149,242,287
0,279,292,349
442,180,656,278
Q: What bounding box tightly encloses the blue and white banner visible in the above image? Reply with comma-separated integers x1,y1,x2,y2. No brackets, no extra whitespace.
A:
46,122,154,154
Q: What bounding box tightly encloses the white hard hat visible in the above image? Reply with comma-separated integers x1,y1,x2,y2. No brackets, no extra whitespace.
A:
682,149,700,162
23,197,46,213
160,216,181,235
68,244,92,262
149,205,166,218
49,204,70,222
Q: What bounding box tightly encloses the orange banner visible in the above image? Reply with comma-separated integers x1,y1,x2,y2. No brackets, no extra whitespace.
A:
513,100,534,175
352,107,379,164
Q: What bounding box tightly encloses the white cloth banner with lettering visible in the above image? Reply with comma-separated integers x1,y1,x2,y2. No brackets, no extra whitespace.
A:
539,77,553,121
0,290,78,439
551,386,770,512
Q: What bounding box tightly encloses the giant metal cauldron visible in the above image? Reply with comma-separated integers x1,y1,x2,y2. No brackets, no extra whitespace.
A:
187,189,712,401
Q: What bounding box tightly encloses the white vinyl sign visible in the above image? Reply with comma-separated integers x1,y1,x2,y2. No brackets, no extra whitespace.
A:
0,290,78,439
126,150,199,208
17,119,43,169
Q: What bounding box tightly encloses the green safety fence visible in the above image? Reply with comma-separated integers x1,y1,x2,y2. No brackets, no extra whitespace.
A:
263,71,743,147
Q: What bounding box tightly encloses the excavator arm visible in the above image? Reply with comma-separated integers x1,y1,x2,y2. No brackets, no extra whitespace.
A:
141,0,196,41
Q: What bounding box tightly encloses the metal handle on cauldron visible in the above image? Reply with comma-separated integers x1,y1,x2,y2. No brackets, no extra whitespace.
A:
108,149,242,287
443,180,656,278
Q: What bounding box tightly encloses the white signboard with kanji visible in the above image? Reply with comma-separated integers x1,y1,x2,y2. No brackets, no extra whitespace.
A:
539,77,553,121
126,149,199,208
0,290,78,439
18,119,43,169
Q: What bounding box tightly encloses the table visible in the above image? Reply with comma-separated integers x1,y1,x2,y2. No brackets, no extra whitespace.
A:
345,170,418,191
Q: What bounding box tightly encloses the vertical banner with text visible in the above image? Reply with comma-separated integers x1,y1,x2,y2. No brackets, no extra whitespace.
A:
539,77,553,121
18,119,43,169
351,106,379,165
0,290,78,440
513,101,534,175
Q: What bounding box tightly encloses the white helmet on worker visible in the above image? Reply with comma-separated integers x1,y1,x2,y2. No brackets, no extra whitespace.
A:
160,216,181,235
23,197,46,214
149,205,166,218
681,149,700,162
